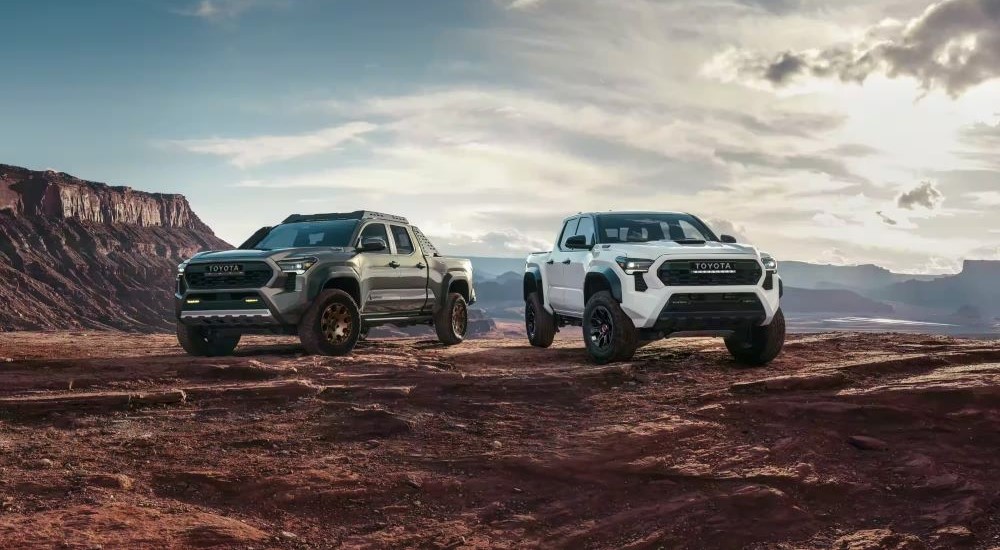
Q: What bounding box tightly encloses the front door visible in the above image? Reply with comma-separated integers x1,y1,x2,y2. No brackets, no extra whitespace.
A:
388,224,430,313
562,215,594,315
547,218,579,314
357,222,396,314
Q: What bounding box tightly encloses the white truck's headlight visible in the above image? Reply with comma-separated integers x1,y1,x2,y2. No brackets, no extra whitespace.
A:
616,257,654,275
761,255,778,272
277,257,318,274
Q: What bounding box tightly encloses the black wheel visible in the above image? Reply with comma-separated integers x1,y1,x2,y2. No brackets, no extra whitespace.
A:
583,291,638,364
176,322,241,357
435,292,468,346
725,308,786,366
299,290,362,356
525,291,556,348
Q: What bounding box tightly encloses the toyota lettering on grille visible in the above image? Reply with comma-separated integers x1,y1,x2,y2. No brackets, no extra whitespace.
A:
690,261,736,274
205,264,244,276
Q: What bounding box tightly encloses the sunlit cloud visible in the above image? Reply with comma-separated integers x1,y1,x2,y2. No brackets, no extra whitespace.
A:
167,122,377,168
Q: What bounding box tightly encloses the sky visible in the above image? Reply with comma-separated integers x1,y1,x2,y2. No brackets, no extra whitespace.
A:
2,0,999,273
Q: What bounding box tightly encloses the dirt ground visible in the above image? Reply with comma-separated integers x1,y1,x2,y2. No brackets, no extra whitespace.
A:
0,328,999,549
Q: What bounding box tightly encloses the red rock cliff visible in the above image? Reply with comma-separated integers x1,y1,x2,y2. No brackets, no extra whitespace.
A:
0,164,213,231
0,164,230,332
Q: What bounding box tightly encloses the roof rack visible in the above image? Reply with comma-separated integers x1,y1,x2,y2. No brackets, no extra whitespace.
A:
281,211,409,224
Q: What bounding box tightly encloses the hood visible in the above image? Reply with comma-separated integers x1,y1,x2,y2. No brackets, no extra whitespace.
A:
187,247,355,263
599,240,759,260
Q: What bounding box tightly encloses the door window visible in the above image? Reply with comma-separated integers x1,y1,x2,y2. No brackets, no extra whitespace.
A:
574,217,595,247
390,225,415,255
358,223,390,254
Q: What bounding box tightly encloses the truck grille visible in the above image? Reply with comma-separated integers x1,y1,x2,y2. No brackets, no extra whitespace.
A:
185,262,274,290
658,259,762,286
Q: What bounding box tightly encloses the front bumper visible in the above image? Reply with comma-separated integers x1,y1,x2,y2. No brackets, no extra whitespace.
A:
619,256,782,330
174,259,313,327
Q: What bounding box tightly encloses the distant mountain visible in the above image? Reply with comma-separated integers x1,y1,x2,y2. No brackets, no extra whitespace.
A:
779,261,939,291
782,287,894,315
876,260,1000,316
0,164,229,331
469,257,526,282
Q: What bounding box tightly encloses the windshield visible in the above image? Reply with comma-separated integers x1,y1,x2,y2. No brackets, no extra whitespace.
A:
596,213,717,244
254,220,359,250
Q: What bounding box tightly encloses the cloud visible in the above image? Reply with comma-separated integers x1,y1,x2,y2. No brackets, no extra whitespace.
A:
877,211,899,225
720,0,1000,96
966,190,1000,205
897,181,945,209
175,0,289,20
505,0,545,8
168,122,377,168
715,149,871,185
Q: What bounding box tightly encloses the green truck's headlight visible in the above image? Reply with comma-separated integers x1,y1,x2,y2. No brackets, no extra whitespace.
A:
277,257,318,274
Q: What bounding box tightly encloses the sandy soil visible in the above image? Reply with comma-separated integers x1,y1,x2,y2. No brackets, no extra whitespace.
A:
0,329,999,549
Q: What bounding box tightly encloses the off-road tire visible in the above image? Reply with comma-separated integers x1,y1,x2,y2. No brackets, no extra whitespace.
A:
525,291,556,348
299,290,362,356
583,291,638,364
176,322,241,357
435,292,468,346
725,308,786,366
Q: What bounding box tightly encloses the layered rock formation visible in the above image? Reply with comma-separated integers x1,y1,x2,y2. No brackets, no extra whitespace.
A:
0,164,229,331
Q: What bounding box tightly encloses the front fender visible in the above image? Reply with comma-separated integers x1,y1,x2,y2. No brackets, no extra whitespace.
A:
306,266,361,302
586,265,623,303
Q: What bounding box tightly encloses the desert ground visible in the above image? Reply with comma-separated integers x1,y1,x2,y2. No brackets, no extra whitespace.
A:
0,328,998,549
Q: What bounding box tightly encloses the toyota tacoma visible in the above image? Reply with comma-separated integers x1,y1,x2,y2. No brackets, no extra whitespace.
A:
175,211,475,356
524,211,784,365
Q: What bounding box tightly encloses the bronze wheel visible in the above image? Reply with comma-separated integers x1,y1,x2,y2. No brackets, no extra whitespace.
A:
321,302,354,345
299,289,362,356
435,292,468,346
452,299,468,337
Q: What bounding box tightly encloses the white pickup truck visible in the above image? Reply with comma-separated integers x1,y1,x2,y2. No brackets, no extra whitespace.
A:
524,211,784,365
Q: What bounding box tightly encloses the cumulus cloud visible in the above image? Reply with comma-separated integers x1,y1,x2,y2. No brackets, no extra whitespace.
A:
169,122,377,168
721,0,1000,96
897,181,944,209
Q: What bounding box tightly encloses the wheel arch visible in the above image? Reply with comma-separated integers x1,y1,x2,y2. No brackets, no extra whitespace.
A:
318,276,361,306
585,267,622,304
524,266,544,302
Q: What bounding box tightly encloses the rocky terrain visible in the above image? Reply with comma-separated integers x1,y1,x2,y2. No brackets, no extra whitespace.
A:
0,329,998,549
0,164,229,331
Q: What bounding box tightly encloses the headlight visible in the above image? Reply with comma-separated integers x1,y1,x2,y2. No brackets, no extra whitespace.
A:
177,261,189,274
616,256,654,275
761,254,778,272
277,257,318,274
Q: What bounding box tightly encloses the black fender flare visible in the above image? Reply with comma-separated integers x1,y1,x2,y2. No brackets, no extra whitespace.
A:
523,266,544,302
436,273,471,312
307,268,362,304
585,266,623,303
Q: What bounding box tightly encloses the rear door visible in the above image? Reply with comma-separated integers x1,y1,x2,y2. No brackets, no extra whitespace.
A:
388,224,430,313
562,215,594,315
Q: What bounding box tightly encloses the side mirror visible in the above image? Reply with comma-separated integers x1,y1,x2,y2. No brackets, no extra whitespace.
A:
357,237,387,252
564,235,592,250
720,234,738,244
